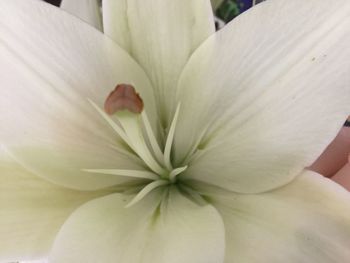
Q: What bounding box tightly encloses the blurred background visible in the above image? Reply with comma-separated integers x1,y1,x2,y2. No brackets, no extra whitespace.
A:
42,0,266,24
43,0,61,6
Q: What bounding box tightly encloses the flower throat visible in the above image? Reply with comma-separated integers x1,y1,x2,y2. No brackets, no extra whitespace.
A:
84,84,187,207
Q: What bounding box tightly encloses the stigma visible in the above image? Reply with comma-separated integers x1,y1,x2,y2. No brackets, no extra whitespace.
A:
104,84,144,115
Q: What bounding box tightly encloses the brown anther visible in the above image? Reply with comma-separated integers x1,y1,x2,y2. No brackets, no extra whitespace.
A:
104,84,144,115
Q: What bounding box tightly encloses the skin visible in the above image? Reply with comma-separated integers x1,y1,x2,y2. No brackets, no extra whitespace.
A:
309,117,350,191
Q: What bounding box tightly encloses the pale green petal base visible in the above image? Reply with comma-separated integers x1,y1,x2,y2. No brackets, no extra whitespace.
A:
49,188,225,263
0,160,109,262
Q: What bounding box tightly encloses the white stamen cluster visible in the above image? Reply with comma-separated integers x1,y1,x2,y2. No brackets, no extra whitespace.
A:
84,99,187,207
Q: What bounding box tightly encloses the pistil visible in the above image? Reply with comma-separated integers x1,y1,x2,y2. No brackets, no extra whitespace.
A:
115,110,166,176
85,84,189,207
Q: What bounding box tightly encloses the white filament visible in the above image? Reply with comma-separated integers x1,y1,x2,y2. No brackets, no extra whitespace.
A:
169,166,188,183
163,103,181,170
117,111,166,176
88,99,131,146
82,168,160,180
125,180,169,208
141,111,165,164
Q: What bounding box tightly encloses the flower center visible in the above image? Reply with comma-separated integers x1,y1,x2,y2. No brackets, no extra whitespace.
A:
84,84,188,207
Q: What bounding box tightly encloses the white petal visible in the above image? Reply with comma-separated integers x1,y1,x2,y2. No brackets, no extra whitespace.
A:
209,171,350,263
60,0,103,30
101,0,130,52
175,0,350,193
21,260,47,263
102,0,215,124
0,0,157,190
0,160,107,262
49,188,225,263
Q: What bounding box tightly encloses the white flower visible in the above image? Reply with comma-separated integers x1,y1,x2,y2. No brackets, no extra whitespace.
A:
1,0,350,262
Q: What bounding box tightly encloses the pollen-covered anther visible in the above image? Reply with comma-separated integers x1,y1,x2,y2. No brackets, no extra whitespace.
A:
104,84,144,115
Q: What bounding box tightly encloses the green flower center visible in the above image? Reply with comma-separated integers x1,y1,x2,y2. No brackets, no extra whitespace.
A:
84,84,191,207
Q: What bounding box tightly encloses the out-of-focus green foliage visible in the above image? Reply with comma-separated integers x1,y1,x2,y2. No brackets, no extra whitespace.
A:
215,0,241,23
211,0,225,10
215,0,266,23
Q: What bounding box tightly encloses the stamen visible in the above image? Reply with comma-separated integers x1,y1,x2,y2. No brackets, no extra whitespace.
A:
125,180,169,208
82,169,159,180
89,95,166,176
117,111,167,176
169,166,188,183
141,111,164,164
108,144,145,166
163,103,181,170
88,99,131,147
